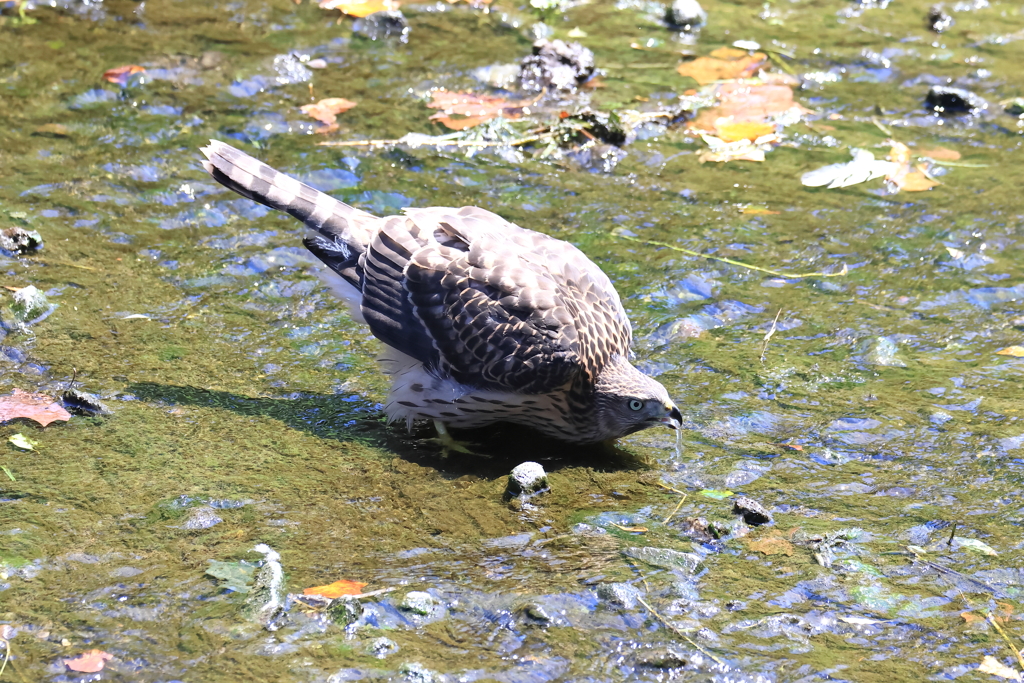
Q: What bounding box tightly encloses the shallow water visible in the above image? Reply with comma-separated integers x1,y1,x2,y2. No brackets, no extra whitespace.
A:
2,0,1024,680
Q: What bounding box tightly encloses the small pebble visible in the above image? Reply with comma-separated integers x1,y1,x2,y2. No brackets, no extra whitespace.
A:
399,590,439,616
666,0,706,31
925,85,988,115
507,461,549,497
732,496,773,526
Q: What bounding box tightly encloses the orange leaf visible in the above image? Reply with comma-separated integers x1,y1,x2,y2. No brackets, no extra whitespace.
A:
319,0,393,17
303,579,368,598
961,611,984,625
689,83,810,132
776,443,802,450
0,388,72,427
676,52,766,85
918,146,960,161
747,533,794,556
102,65,145,86
996,346,1024,357
300,97,358,126
716,121,775,142
64,650,113,673
426,90,527,130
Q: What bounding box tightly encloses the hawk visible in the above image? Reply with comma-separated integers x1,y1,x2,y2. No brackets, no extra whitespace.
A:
201,141,681,444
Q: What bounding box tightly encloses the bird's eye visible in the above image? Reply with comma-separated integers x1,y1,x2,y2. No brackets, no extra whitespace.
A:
628,399,644,411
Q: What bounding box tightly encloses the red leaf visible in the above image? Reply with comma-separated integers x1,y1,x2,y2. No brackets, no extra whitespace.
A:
303,579,368,598
425,90,527,130
64,650,113,673
102,65,145,86
0,388,71,427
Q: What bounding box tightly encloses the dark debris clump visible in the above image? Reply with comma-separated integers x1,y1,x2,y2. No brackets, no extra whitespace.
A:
925,86,988,115
519,39,595,92
0,227,44,256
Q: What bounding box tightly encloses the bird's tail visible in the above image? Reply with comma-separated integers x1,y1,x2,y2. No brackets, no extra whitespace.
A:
200,140,377,286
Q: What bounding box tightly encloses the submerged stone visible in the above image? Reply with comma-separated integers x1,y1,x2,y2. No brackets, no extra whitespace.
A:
596,581,644,608
353,10,410,42
623,546,702,572
399,590,440,616
0,227,43,256
368,636,399,658
519,39,595,92
732,496,773,526
508,461,549,497
62,388,113,417
179,506,223,530
10,286,49,322
925,86,988,115
856,335,908,367
666,0,706,31
399,662,436,683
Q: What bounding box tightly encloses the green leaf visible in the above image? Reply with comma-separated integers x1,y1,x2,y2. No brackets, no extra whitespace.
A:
699,489,734,500
8,434,36,451
206,560,256,593
0,465,14,481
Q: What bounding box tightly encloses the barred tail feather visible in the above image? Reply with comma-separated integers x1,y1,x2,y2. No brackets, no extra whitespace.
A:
200,140,378,287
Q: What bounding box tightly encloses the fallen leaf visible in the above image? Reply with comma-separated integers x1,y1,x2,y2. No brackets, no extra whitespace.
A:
0,388,72,427
961,610,984,625
776,443,802,450
698,489,734,500
801,148,897,189
886,143,940,192
303,579,368,598
747,533,794,556
206,560,256,593
978,655,1022,681
8,433,36,451
677,50,767,86
956,537,998,556
64,650,113,673
300,97,358,132
102,65,145,86
715,121,775,142
995,602,1014,624
741,207,780,215
426,90,528,130
918,146,960,161
698,133,774,163
689,83,811,133
319,0,394,16
894,165,939,192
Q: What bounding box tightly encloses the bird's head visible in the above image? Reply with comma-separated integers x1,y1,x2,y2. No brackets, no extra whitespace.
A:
591,355,682,441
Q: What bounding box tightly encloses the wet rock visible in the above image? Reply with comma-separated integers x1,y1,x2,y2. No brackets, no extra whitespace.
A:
674,516,717,543
517,602,552,625
732,496,773,526
856,335,908,367
665,0,706,31
329,598,362,626
622,546,702,572
400,662,436,683
62,388,113,417
10,286,49,322
507,461,548,497
178,506,223,530
925,85,988,115
353,10,410,43
635,647,689,669
368,636,398,659
399,590,441,616
567,108,632,146
519,39,595,92
242,544,286,630
0,228,42,256
596,581,644,609
927,4,953,32
1004,98,1024,117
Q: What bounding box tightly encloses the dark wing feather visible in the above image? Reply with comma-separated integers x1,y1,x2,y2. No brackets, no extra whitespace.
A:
360,206,631,393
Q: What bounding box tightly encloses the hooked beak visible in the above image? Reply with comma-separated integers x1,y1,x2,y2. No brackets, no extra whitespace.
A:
660,403,683,430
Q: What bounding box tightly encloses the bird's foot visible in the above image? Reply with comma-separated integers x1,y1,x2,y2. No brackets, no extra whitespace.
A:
426,420,480,456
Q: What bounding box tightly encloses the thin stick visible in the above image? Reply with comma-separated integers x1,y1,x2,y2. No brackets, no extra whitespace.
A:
654,482,687,496
871,117,892,137
343,586,395,600
637,596,725,666
0,638,8,680
619,235,848,279
662,494,688,525
987,613,1024,672
947,522,957,547
317,135,544,149
760,308,783,364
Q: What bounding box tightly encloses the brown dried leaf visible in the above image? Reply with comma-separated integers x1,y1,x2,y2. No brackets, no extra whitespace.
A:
961,610,985,625
689,83,810,133
747,532,794,556
996,346,1024,357
300,97,358,127
64,650,113,673
918,146,961,161
102,65,145,86
887,143,940,192
676,52,767,86
0,388,71,427
426,90,527,130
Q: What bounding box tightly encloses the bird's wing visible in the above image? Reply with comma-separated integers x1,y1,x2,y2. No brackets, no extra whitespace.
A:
358,206,632,394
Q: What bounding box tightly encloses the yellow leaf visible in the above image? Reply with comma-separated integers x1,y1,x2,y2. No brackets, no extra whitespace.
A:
996,346,1024,357
715,121,776,142
676,52,767,85
978,655,1022,681
303,579,368,598
319,0,394,17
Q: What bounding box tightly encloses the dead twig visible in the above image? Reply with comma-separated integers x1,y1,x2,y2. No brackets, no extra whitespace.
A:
987,613,1024,672
637,596,725,666
662,493,688,525
759,308,782,364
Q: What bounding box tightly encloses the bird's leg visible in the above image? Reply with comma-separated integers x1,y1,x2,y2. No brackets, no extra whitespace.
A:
430,420,478,455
